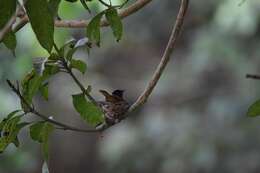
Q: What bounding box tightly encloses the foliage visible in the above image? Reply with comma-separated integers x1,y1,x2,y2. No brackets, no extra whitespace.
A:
0,0,128,171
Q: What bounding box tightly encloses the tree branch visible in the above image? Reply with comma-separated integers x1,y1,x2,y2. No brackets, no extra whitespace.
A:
246,74,260,80
6,80,99,133
129,0,189,112
13,0,152,32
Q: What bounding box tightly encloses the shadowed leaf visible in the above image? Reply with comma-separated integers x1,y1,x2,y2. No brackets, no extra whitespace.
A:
25,0,54,52
70,59,87,74
105,7,123,41
86,12,104,46
72,93,104,126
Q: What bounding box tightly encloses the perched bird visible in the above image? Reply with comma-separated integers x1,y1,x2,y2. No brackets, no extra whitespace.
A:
98,89,130,125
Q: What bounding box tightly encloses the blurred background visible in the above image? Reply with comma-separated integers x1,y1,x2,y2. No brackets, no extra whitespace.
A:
1,0,260,172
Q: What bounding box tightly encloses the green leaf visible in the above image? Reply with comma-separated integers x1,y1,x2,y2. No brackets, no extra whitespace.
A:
70,59,87,74
42,65,60,80
65,0,78,2
40,83,49,100
48,0,61,17
25,0,54,52
0,110,22,132
72,93,104,126
0,0,17,51
22,73,43,104
3,31,17,53
80,0,91,13
6,110,23,120
48,53,60,61
86,12,104,46
0,0,16,29
247,99,260,117
20,71,43,112
0,115,28,153
29,122,53,160
29,122,53,143
105,8,123,41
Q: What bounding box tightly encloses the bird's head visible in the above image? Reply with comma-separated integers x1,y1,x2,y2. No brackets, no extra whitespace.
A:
112,90,125,98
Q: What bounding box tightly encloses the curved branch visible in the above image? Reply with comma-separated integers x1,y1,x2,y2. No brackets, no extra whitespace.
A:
13,0,152,32
128,0,189,112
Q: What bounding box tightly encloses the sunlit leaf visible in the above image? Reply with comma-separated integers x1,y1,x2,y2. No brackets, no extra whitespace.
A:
0,115,28,153
25,0,54,52
105,7,123,41
72,93,104,126
247,99,260,117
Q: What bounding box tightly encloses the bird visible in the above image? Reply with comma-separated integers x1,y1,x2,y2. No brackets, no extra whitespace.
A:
98,89,130,125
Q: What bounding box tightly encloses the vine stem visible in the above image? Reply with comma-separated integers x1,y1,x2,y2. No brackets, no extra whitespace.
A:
129,0,189,112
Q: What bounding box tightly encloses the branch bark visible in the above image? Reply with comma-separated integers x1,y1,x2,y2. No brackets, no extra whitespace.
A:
129,0,189,112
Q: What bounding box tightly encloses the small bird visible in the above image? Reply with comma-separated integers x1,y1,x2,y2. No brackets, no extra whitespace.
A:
98,89,130,125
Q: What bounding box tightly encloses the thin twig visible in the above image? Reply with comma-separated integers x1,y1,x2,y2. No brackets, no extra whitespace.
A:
6,80,99,133
65,62,99,106
246,74,260,80
129,0,189,112
98,0,111,7
53,43,99,106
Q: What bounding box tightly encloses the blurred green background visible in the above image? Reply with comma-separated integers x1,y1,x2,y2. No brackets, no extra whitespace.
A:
1,0,260,172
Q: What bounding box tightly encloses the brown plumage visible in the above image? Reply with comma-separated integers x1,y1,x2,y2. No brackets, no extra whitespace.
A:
98,90,130,125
